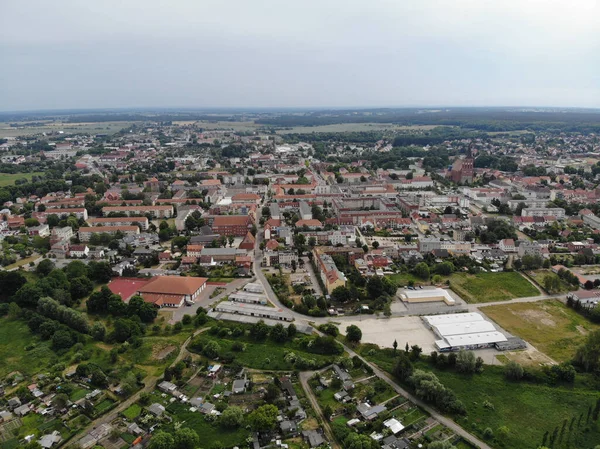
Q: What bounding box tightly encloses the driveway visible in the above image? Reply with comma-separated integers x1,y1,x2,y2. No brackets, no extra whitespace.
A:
168,278,251,323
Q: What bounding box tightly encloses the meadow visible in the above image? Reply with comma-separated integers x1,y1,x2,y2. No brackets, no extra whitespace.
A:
359,343,600,449
482,299,599,362
0,172,45,186
449,271,539,303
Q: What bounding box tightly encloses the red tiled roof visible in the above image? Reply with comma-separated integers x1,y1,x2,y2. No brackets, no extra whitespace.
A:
138,275,208,296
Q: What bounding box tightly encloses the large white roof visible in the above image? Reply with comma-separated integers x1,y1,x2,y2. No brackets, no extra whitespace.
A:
423,312,484,326
443,331,507,347
433,320,496,337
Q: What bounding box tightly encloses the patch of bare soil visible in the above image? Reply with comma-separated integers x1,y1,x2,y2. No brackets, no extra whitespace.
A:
519,309,556,327
153,344,176,360
502,347,555,367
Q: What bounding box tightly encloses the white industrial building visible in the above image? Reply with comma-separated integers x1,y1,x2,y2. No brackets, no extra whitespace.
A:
422,313,507,351
214,301,294,322
398,288,455,306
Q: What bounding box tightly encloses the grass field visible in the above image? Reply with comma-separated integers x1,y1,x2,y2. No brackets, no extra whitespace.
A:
385,272,426,287
0,318,55,377
449,272,539,303
189,333,339,371
0,121,134,138
482,299,599,362
359,342,600,449
276,123,440,134
3,254,39,270
0,173,44,186
434,365,600,449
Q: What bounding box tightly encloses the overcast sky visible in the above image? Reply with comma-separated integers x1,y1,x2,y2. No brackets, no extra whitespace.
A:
1,0,599,111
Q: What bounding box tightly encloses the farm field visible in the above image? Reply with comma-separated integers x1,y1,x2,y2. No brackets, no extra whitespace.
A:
0,172,44,186
0,121,133,137
482,299,600,362
449,271,539,303
276,123,440,134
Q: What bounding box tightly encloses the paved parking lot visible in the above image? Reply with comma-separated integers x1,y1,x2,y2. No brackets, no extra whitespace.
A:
340,316,438,354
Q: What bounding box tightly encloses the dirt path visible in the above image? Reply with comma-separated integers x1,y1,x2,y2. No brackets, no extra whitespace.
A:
298,371,342,449
69,328,208,447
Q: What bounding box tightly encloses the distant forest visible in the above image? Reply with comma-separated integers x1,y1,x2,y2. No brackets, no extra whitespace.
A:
256,108,600,133
1,107,599,134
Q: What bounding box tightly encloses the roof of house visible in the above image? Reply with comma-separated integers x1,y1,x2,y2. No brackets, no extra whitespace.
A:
265,239,280,250
295,219,322,227
79,226,139,233
232,193,260,201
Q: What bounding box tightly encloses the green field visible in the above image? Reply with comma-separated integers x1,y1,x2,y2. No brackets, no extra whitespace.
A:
449,272,539,303
0,172,44,186
434,365,600,449
189,332,339,371
0,318,56,377
0,121,133,138
482,299,600,362
385,272,425,287
360,343,600,449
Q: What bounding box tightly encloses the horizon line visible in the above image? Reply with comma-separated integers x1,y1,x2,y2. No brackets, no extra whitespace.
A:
1,105,600,115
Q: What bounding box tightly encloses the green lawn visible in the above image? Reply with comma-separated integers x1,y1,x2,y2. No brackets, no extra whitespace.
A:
0,318,55,377
0,172,44,186
482,299,600,362
69,388,89,402
385,272,424,287
449,271,539,303
164,402,249,447
94,398,115,415
122,404,142,420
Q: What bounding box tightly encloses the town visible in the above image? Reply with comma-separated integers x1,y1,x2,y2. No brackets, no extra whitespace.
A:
0,109,600,449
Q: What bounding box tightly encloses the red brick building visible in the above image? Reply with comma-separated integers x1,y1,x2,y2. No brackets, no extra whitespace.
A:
211,215,253,237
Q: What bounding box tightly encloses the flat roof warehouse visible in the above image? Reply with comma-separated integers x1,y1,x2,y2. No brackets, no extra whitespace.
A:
422,313,508,351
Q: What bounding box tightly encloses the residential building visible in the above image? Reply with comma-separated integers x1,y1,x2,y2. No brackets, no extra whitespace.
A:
78,226,140,241
521,207,566,219
313,248,347,294
69,245,89,258
87,216,149,230
498,239,516,253
102,205,174,218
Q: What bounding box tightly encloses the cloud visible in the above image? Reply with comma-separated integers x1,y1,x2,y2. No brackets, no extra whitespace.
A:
1,0,599,110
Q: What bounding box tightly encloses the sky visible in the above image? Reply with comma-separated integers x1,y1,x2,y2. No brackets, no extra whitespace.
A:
1,0,599,111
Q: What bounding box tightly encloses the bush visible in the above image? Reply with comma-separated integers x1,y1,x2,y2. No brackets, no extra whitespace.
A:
483,427,494,439
505,361,524,381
